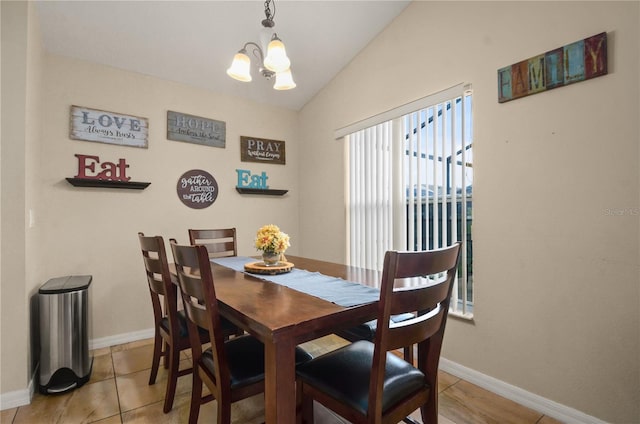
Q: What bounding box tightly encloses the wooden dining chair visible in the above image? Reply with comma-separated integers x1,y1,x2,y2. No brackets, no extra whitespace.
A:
138,233,240,413
138,232,207,413
170,241,313,424
296,243,462,424
188,228,237,258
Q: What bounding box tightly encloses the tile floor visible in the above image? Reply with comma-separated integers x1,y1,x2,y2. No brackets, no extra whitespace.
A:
1,335,563,424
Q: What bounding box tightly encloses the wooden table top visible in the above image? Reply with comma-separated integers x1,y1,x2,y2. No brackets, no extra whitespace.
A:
207,255,380,343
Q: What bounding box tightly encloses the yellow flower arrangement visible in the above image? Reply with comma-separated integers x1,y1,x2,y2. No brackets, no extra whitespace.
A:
254,224,290,254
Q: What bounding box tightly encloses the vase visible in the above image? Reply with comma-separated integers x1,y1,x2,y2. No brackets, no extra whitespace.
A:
262,251,280,267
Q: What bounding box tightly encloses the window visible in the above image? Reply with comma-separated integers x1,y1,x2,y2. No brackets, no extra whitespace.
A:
344,84,473,318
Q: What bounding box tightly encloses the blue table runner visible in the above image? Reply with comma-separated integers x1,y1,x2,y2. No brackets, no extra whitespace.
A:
210,256,380,307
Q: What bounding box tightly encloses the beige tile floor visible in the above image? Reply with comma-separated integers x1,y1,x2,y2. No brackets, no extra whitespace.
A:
1,335,563,424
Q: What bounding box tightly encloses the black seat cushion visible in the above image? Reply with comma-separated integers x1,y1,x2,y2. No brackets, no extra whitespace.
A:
202,335,313,389
336,313,415,341
160,310,237,339
296,340,427,415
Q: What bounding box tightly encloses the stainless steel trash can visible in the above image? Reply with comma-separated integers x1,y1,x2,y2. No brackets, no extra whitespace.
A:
38,275,93,394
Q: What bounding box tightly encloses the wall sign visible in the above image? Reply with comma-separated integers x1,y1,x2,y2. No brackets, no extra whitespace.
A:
236,169,269,189
74,153,130,181
167,111,226,148
177,169,219,209
66,153,150,189
235,168,288,196
498,32,607,103
70,105,148,148
240,136,286,165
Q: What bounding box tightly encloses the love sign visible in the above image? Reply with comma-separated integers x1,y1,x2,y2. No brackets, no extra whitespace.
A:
70,105,148,148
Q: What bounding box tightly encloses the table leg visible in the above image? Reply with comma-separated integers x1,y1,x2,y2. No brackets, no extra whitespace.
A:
264,337,297,424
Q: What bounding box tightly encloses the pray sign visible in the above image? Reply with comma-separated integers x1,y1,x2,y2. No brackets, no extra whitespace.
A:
240,136,286,165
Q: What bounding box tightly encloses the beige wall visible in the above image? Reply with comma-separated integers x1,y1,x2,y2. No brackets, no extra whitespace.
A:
1,0,43,395
1,0,28,395
37,55,300,341
298,2,639,423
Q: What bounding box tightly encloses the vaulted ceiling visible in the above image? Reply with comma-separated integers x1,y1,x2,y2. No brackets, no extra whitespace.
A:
35,1,410,110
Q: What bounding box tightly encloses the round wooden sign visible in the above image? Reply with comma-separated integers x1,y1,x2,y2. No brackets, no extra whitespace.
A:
177,169,218,209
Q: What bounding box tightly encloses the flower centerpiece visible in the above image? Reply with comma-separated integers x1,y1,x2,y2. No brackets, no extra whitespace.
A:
255,224,290,266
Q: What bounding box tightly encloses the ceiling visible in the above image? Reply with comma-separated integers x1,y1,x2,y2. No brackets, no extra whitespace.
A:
34,1,410,111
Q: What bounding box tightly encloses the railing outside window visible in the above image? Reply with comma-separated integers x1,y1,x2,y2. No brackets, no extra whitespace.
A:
346,84,473,318
408,196,473,315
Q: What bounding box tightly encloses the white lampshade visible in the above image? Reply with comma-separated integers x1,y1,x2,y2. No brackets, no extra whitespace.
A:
273,69,296,90
226,51,252,82
264,35,291,73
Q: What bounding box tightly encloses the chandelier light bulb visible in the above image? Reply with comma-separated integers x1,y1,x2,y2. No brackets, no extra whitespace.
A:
273,69,296,90
264,34,291,73
226,51,252,82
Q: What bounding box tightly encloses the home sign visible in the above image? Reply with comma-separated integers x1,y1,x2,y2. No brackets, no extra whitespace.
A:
70,106,148,148
167,111,226,148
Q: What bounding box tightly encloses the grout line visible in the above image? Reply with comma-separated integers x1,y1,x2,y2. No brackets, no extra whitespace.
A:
110,347,124,423
438,378,459,394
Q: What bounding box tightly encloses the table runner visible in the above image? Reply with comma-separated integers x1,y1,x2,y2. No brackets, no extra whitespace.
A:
210,256,380,307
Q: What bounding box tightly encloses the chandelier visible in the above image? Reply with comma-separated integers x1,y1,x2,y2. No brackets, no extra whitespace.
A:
226,0,296,90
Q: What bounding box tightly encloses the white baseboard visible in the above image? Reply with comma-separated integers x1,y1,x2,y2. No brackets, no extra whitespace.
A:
89,327,154,350
0,386,31,410
0,371,35,410
439,357,607,424
1,328,154,411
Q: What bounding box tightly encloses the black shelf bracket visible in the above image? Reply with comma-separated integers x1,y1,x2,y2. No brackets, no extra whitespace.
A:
66,178,151,190
235,187,288,196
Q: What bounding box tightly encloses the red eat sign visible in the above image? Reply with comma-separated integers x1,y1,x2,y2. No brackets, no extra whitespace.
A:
74,154,131,182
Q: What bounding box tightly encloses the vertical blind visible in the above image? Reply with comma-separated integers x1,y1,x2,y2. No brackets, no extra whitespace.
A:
345,85,473,317
347,122,393,273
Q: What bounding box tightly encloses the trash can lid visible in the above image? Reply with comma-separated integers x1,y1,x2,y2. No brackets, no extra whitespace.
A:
39,275,92,294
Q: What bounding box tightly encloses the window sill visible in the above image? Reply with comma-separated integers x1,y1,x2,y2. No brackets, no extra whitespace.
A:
449,310,474,321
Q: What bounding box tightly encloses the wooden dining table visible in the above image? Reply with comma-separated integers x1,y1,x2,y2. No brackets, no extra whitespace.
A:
178,255,381,424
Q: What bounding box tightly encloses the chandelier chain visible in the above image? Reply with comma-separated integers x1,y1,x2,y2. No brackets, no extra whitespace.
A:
264,0,276,23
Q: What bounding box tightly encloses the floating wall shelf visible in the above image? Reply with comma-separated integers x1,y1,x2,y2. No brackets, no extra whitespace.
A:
235,187,288,196
66,178,151,190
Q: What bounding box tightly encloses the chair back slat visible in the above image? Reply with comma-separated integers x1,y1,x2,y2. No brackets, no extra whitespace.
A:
386,305,446,352
143,255,164,274
188,228,237,258
388,281,450,316
392,247,460,279
200,241,236,257
182,294,210,331
143,256,167,296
